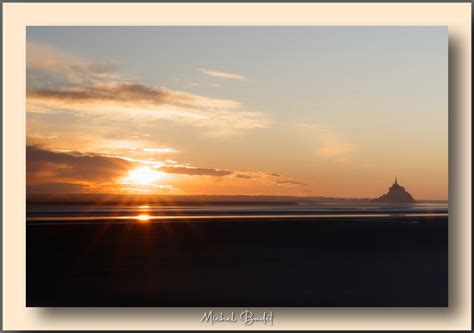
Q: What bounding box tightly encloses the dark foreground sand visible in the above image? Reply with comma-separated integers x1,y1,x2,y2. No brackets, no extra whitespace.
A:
27,216,447,307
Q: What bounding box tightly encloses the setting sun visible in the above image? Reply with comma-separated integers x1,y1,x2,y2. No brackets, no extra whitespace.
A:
124,167,165,185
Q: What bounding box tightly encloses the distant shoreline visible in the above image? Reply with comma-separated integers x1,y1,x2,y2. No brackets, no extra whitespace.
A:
26,193,448,206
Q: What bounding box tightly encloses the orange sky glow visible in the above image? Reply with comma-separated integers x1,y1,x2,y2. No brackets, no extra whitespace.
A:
26,27,448,200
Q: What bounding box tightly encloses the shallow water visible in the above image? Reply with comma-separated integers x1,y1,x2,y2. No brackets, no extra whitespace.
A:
26,202,448,227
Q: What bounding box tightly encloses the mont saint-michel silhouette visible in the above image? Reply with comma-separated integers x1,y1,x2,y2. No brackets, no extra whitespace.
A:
374,177,415,203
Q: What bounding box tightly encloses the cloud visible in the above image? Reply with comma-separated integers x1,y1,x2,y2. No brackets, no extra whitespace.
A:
143,147,177,153
26,145,136,193
183,82,200,88
28,83,242,110
273,179,308,186
27,83,269,135
198,68,247,81
157,164,307,187
26,42,268,137
27,146,134,180
26,146,187,194
27,84,269,137
26,145,308,194
27,41,121,89
159,165,233,177
296,123,359,159
232,171,308,187
234,174,252,179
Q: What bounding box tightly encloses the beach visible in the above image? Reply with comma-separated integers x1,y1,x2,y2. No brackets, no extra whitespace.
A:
27,203,448,307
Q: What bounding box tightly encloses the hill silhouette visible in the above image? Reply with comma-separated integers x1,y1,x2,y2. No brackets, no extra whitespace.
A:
374,178,415,203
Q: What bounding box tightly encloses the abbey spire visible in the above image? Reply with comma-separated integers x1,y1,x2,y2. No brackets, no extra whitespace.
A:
374,177,415,203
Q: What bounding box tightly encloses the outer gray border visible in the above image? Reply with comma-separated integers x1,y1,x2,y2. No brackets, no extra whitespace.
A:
0,0,471,2
1,2,4,331
1,1,471,332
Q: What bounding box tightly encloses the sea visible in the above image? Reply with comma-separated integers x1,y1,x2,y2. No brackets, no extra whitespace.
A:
26,201,448,224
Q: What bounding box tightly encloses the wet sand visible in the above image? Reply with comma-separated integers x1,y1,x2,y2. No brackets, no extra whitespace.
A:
27,215,448,307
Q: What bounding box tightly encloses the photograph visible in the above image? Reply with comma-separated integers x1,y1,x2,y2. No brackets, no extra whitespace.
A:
25,26,448,307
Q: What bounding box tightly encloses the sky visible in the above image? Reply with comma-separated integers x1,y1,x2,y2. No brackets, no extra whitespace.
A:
26,26,448,199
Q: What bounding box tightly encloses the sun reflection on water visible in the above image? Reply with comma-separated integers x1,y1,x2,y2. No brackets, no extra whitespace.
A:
136,214,151,222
